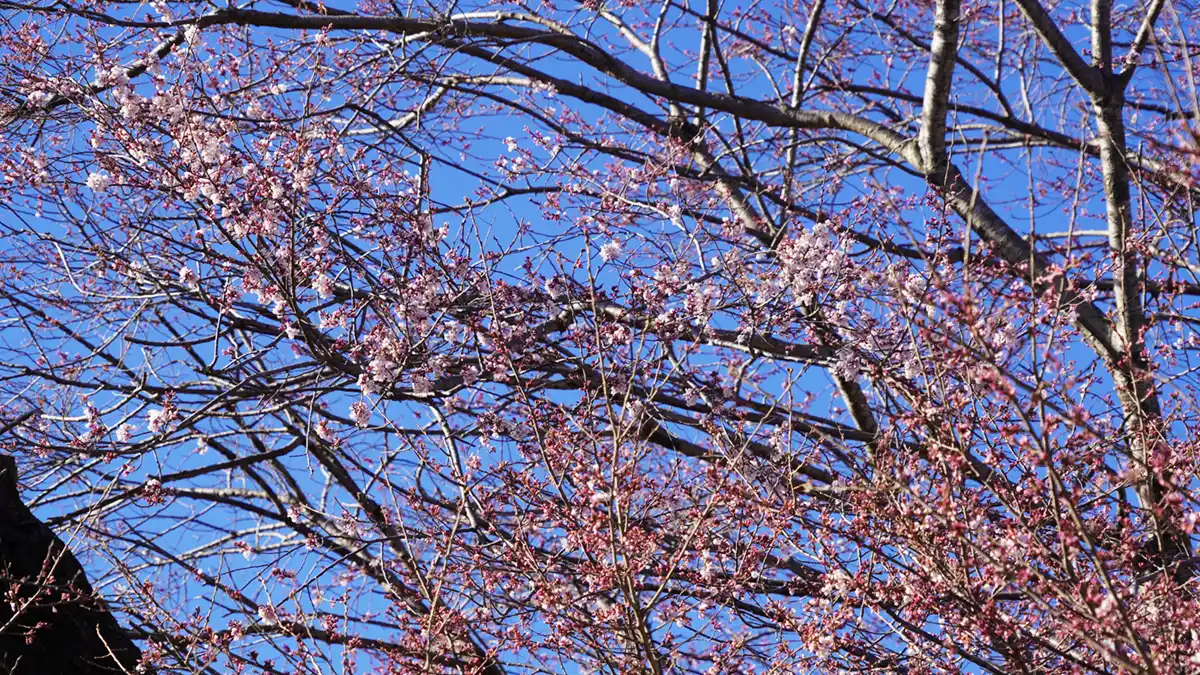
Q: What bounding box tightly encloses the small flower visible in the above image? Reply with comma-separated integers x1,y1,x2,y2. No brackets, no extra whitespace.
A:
141,478,168,506
146,406,176,433
313,272,334,299
234,541,255,560
411,376,433,395
544,275,566,300
150,0,173,21
86,171,113,192
106,66,129,87
460,366,479,387
26,90,52,107
350,401,371,428
114,423,136,442
257,604,279,625
178,264,198,288
599,240,622,262
504,136,519,152
315,419,334,442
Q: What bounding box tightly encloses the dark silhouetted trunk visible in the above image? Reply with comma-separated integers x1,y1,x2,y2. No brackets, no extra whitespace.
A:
0,454,144,674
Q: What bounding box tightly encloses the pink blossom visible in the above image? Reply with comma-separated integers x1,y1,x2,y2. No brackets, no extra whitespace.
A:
114,423,136,442
257,605,278,625
411,376,433,395
315,419,334,441
313,272,335,299
350,401,371,428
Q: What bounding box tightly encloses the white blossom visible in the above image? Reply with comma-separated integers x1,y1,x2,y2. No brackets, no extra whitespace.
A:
25,90,52,107
86,171,113,192
147,407,175,433
599,240,622,262
544,275,566,300
257,604,278,625
178,264,198,288
114,423,136,442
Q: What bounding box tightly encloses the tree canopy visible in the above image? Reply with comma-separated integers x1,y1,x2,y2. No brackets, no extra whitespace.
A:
2,0,1200,672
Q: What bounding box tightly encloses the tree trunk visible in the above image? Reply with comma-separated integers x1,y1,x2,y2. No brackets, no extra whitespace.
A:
0,455,145,674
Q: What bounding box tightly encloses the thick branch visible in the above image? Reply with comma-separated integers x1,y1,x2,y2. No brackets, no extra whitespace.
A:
1008,0,1106,92
919,0,961,172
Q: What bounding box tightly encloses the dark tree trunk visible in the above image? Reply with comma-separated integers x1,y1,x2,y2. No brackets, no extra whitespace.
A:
0,453,145,674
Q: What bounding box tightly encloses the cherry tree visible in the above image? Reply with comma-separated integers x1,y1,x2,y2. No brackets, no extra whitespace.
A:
1,0,1200,672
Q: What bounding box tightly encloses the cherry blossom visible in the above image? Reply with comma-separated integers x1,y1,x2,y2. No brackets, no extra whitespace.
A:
599,240,622,262
349,401,371,428
86,171,113,192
